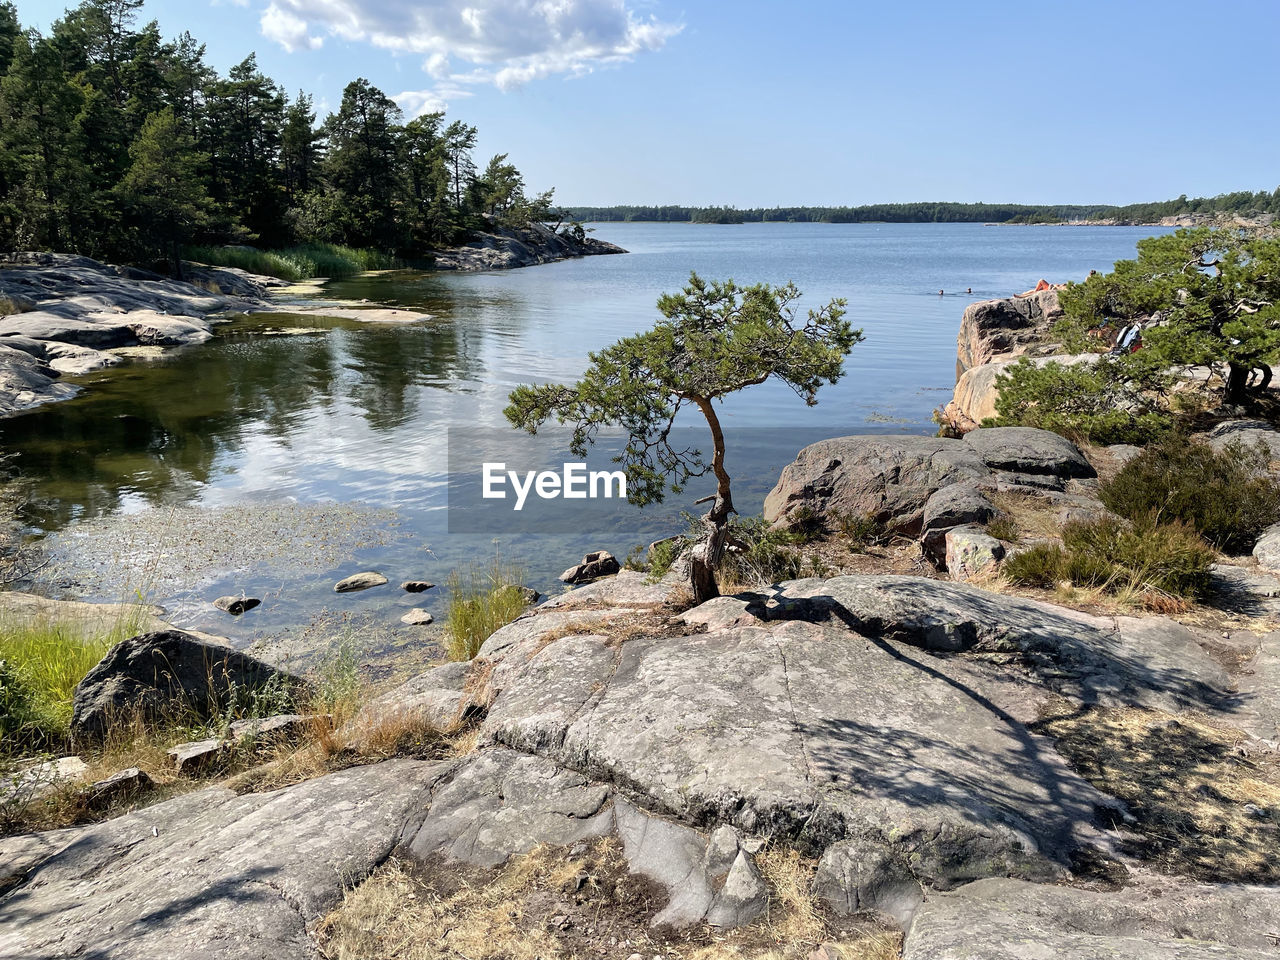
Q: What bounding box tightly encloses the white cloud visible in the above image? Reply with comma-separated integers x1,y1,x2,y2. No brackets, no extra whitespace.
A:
261,2,324,53
260,0,680,101
211,0,250,7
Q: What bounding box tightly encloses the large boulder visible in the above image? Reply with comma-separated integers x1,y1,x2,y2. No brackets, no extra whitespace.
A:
956,289,1063,375
763,435,990,534
0,759,447,960
69,630,307,740
962,426,1095,478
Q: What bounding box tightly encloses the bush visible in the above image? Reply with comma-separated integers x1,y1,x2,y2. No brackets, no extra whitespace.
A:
1101,436,1280,552
444,556,530,661
1004,515,1214,600
647,513,809,588
986,356,1174,445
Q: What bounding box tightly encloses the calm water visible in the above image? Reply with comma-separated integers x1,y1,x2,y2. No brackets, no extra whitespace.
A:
0,222,1168,648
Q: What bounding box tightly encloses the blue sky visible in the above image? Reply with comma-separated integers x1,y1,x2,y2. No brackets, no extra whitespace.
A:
17,0,1280,206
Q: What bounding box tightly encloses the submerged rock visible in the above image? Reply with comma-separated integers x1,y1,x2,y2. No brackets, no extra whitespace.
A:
400,608,434,625
400,579,435,593
212,595,261,615
333,571,389,592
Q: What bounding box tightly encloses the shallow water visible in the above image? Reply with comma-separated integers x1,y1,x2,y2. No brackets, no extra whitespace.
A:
0,222,1170,648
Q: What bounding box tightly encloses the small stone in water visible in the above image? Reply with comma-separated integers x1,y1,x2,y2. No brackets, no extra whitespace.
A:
334,572,389,593
213,596,261,615
400,608,434,626
400,580,435,593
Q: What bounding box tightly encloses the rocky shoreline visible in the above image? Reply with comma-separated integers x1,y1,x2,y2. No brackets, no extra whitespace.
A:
0,227,626,419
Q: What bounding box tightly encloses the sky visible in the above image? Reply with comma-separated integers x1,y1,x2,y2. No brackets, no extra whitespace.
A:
16,0,1280,207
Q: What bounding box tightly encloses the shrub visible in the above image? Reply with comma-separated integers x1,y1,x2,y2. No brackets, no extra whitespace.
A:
185,243,401,282
1004,515,1214,601
984,514,1020,543
986,356,1173,445
647,513,809,589
1101,436,1280,552
444,556,530,661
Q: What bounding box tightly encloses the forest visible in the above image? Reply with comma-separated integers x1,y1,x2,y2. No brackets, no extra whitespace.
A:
0,0,555,273
566,191,1280,225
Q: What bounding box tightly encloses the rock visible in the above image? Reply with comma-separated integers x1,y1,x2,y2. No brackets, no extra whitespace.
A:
559,550,620,584
227,713,315,744
1254,522,1280,573
70,630,307,741
1105,443,1143,465
902,875,1280,959
956,289,1063,375
166,737,226,775
333,571,389,592
814,837,923,929
405,747,768,930
0,759,447,960
481,608,1117,895
400,608,434,625
944,526,1005,580
922,483,996,533
212,595,261,615
538,568,679,611
427,220,626,272
764,435,990,535
772,576,1233,713
400,580,435,593
1236,630,1280,743
345,662,480,747
83,767,153,810
1207,419,1280,460
1,756,89,806
962,426,1095,478
1209,564,1280,620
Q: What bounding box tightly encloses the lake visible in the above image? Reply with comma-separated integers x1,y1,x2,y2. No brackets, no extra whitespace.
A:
0,222,1169,652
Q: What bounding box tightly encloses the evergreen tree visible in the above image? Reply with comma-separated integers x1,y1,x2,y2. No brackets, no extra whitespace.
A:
116,107,214,276
321,78,404,250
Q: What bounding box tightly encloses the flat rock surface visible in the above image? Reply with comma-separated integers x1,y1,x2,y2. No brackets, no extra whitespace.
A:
1207,419,1280,460
0,760,447,960
903,875,1280,959
962,426,1094,478
1254,523,1280,573
482,613,1113,889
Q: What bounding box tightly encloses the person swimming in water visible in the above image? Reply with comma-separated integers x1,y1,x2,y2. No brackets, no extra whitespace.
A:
938,289,944,296
967,287,972,294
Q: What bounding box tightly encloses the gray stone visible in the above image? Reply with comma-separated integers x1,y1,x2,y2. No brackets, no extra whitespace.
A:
559,550,620,584
772,576,1233,713
922,483,996,532
405,747,767,930
963,426,1095,478
944,526,1005,580
764,435,991,535
1254,522,1280,573
0,759,447,960
212,595,261,615
227,713,315,744
400,608,434,625
1207,419,1280,460
70,630,307,741
345,661,479,747
902,875,1280,959
333,571,388,592
540,568,680,611
400,580,435,592
814,838,924,929
1209,564,1280,620
1105,443,1143,465
482,613,1114,892
167,737,227,775
0,757,88,806
84,767,153,810
1236,630,1280,744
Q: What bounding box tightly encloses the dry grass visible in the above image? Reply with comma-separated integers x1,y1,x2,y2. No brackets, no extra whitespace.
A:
988,490,1065,542
319,839,901,960
1033,702,1280,883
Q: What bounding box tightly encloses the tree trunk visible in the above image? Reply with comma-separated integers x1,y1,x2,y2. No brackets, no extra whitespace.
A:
688,396,735,605
1225,361,1250,406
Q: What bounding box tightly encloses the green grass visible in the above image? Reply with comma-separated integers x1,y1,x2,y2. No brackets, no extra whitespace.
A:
0,611,145,751
185,243,401,282
443,556,531,662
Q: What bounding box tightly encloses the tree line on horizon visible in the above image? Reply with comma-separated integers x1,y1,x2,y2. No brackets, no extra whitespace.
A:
0,0,555,273
565,190,1280,225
